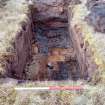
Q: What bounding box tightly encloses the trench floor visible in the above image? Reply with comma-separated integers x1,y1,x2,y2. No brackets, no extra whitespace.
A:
25,18,81,81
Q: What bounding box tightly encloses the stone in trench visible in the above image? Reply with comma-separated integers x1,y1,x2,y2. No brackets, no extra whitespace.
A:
48,30,70,48
46,21,68,28
49,48,75,60
35,29,49,54
33,0,69,21
52,62,69,80
25,54,48,80
31,44,38,54
46,29,68,38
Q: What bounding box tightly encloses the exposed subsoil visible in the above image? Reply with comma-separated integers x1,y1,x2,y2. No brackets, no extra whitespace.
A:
6,0,90,81
25,15,81,81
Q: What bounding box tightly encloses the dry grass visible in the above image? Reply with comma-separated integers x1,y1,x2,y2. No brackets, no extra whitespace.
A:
0,79,105,105
0,79,86,105
70,1,105,84
0,0,28,76
0,0,105,105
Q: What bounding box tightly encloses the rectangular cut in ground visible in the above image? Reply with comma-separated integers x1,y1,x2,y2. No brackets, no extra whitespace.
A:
0,0,85,80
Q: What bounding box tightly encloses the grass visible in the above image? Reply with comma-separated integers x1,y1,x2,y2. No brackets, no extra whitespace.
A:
70,1,105,84
0,0,105,105
0,0,28,76
0,79,105,105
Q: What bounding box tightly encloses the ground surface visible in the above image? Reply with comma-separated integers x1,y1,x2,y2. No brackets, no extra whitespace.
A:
0,0,105,105
0,0,28,76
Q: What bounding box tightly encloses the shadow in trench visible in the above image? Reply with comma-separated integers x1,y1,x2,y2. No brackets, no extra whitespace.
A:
26,17,83,81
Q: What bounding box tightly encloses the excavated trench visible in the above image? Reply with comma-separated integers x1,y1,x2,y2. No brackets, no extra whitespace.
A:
8,2,90,81
27,17,81,81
